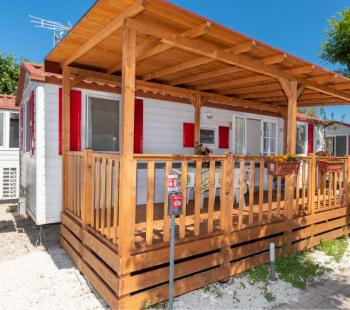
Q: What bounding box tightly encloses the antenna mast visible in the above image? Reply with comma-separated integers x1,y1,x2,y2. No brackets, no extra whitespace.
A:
29,15,71,47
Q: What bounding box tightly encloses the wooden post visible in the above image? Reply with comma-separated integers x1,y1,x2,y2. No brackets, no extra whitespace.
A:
81,149,93,228
279,79,298,255
192,95,201,146
309,154,316,215
62,66,71,213
118,26,137,258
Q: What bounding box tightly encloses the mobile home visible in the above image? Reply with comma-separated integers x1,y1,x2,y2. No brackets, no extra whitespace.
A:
0,94,19,200
17,0,350,308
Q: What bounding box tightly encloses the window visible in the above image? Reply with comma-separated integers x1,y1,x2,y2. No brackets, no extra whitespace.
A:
87,96,119,152
0,113,4,147
200,128,215,145
9,113,19,148
262,121,276,156
25,103,30,152
296,123,307,155
234,117,245,155
330,135,347,156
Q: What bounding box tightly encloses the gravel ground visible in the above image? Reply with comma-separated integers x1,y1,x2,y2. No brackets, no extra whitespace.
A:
0,203,108,310
1,202,350,310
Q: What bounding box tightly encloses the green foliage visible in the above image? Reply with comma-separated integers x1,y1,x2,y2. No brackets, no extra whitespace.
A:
263,290,275,303
247,251,327,290
247,264,269,284
298,107,319,118
316,236,348,262
320,8,350,77
0,53,19,95
203,284,223,298
275,251,326,290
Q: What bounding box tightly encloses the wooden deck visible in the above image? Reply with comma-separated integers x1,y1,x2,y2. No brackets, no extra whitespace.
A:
61,151,350,309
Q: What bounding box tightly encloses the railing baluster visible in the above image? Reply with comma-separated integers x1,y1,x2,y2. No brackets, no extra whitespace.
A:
112,159,119,245
106,159,113,239
258,159,264,224
249,160,255,225
100,158,106,236
302,160,306,212
146,161,155,246
95,159,101,231
238,159,244,230
207,160,215,234
163,161,172,242
194,159,202,236
277,176,281,219
179,160,188,238
268,174,272,222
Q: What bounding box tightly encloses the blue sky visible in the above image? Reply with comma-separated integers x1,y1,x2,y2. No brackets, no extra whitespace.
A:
1,0,349,121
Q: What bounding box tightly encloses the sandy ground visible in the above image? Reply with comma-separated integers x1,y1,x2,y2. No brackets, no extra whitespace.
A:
1,202,350,310
0,203,107,310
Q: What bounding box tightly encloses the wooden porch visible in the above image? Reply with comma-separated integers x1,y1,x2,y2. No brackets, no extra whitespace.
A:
43,0,350,308
61,151,350,309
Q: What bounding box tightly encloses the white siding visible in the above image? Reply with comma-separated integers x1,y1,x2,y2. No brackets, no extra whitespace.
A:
21,83,289,221
43,84,62,223
325,123,350,136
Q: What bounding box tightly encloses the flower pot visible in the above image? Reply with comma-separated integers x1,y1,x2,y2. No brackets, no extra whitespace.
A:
318,160,343,173
267,161,300,176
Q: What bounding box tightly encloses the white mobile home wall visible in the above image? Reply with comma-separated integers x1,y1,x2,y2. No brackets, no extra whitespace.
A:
20,82,286,223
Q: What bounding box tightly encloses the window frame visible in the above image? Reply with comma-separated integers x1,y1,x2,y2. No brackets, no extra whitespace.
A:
8,112,19,150
199,126,217,146
262,120,278,156
84,93,121,153
327,134,348,156
232,112,279,156
296,121,308,156
0,111,5,149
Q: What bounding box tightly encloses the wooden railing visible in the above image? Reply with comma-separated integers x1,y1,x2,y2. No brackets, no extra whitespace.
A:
64,151,83,218
64,151,350,251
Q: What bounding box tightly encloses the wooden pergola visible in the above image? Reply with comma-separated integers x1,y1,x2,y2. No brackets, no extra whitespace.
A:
46,1,350,308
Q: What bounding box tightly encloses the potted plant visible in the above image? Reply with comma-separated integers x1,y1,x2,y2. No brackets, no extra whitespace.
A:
317,155,343,173
194,143,212,156
267,153,300,176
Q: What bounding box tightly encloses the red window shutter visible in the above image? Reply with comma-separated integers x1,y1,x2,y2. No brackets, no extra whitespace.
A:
30,91,35,155
70,89,82,151
58,88,82,155
134,99,143,154
219,126,230,149
183,123,195,147
307,123,314,154
20,107,24,151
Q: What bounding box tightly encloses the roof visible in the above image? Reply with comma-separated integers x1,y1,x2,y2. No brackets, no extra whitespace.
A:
43,0,350,111
0,94,18,111
296,112,326,125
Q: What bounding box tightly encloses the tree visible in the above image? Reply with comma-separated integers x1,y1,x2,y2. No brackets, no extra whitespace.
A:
0,53,19,95
320,9,350,77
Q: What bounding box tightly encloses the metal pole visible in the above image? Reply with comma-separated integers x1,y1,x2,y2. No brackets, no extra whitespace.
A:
269,242,277,282
168,213,176,310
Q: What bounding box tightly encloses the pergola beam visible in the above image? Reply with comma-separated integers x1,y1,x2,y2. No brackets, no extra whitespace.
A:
107,21,212,74
169,66,243,86
68,66,282,114
261,53,287,65
126,17,350,102
62,0,147,67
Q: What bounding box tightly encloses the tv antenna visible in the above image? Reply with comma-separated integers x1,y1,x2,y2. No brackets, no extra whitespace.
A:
29,15,72,47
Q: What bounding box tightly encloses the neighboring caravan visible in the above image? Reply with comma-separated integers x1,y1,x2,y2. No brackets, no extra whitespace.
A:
325,121,350,156
17,63,326,224
0,94,19,200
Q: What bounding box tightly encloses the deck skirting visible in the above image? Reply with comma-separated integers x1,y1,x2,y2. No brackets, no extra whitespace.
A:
60,205,350,309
